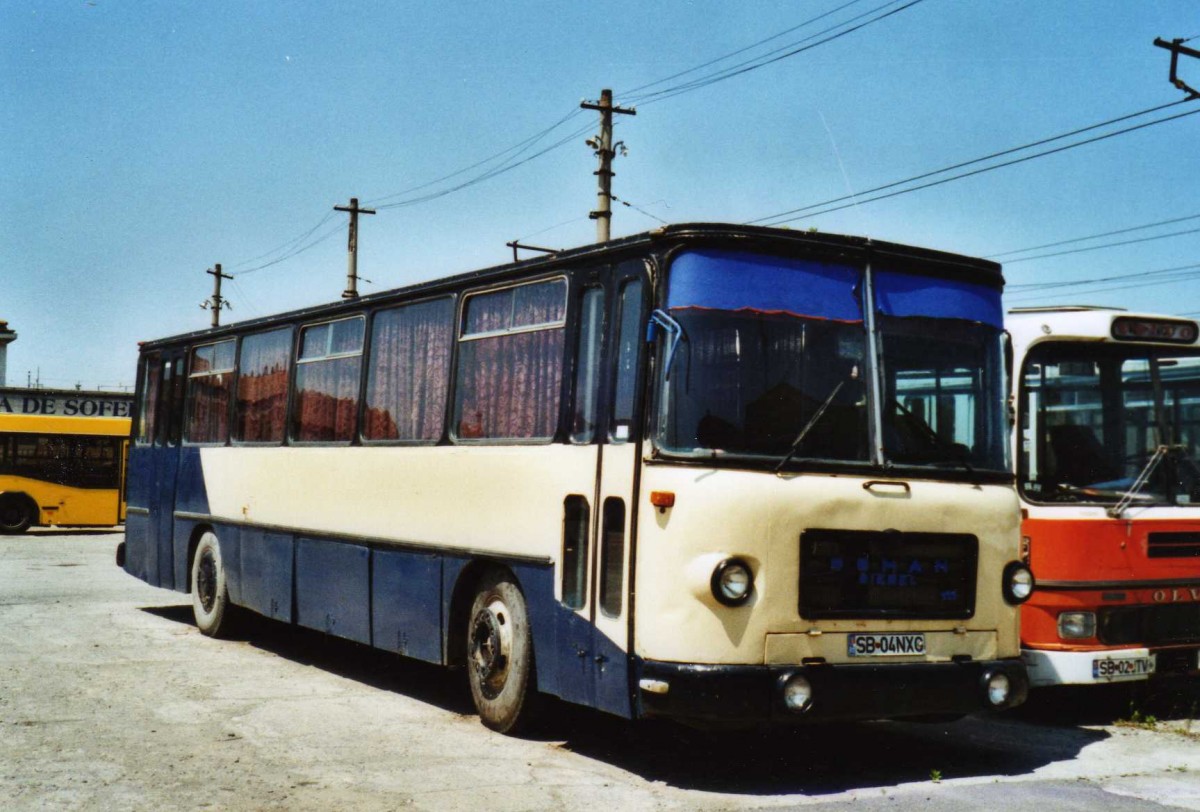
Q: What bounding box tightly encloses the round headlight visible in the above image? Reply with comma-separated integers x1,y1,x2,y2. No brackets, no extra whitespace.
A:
782,673,814,713
711,558,754,606
1002,561,1035,604
985,672,1011,707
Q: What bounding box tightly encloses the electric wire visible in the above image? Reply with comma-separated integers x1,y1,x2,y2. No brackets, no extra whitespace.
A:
1008,261,1200,292
986,213,1200,258
364,106,586,208
219,5,921,273
750,103,1200,225
997,226,1200,264
626,0,925,108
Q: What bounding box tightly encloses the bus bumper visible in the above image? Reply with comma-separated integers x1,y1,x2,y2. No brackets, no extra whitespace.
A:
1022,646,1199,686
634,658,1028,725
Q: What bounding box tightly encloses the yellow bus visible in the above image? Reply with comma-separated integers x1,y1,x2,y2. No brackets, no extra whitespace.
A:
0,389,131,533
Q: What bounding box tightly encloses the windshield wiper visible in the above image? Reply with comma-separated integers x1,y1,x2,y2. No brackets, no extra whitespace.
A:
1108,445,1173,518
775,367,858,475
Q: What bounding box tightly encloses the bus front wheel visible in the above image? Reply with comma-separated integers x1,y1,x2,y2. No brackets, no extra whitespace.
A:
191,531,239,637
0,494,35,535
466,570,539,734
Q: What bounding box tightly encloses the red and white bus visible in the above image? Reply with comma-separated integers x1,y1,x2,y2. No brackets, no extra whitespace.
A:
1009,306,1200,686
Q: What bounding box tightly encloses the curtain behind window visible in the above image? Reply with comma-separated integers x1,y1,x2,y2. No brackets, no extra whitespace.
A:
364,298,454,441
456,280,566,441
236,328,291,442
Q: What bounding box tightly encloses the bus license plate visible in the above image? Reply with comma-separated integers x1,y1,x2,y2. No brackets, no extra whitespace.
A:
847,633,926,657
1092,655,1155,681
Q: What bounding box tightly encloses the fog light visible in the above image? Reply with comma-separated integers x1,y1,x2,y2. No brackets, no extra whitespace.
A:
1057,611,1097,639
711,558,754,606
1002,561,1035,604
782,674,813,713
985,672,1011,706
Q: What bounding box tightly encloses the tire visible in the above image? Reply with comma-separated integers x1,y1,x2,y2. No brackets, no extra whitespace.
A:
0,494,34,535
466,569,540,734
190,531,239,638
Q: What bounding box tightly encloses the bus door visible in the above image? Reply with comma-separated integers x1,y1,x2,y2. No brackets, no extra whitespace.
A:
147,352,186,588
590,270,647,715
557,268,646,716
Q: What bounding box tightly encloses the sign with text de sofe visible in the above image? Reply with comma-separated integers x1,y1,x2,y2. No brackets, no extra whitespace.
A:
0,388,132,419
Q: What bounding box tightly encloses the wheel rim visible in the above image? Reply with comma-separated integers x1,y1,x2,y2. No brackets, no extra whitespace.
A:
196,549,217,614
470,599,512,700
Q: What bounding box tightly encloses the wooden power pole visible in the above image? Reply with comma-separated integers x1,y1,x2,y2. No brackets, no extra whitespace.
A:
335,197,376,300
581,89,635,243
203,264,232,328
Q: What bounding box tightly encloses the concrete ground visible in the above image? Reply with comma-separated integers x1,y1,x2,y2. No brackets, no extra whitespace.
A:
2,530,1199,811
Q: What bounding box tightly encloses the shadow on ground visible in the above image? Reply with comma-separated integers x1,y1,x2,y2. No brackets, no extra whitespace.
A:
1014,679,1200,727
140,603,1118,796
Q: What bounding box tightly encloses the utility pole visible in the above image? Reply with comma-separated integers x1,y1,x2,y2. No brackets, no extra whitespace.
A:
1154,37,1200,99
334,197,376,300
202,264,233,328
581,89,635,243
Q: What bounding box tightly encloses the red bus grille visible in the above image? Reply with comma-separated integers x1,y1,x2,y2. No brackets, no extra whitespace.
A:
1147,532,1200,559
1098,604,1200,646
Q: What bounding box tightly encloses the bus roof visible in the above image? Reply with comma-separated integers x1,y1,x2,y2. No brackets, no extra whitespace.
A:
138,223,1004,352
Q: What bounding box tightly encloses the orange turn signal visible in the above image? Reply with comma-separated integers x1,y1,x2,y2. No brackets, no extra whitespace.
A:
650,491,675,509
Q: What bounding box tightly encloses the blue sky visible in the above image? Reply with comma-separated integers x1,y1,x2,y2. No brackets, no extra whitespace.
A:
3,1,1197,391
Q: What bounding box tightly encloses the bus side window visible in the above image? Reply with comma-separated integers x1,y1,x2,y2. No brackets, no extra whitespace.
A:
186,339,237,444
292,316,365,443
610,277,644,443
562,495,590,609
455,278,568,441
570,287,605,444
136,356,161,445
599,497,625,616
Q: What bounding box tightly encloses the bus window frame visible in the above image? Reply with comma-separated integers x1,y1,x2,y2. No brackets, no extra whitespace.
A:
289,314,367,446
359,295,457,448
184,338,237,447
232,325,295,447
451,274,570,446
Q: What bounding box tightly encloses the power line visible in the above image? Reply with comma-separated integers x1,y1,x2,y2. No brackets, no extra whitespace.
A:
987,213,1200,258
234,221,345,276
218,7,919,275
749,103,1200,225
1008,261,1200,291
373,119,598,211
364,107,586,208
627,0,926,108
1000,226,1200,264
619,0,872,99
225,211,337,272
1006,263,1200,302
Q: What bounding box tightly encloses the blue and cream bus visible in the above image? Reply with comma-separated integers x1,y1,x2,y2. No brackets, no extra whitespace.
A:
119,224,1032,732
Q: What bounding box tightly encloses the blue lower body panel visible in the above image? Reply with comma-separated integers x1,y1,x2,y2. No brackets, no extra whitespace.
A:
131,516,633,719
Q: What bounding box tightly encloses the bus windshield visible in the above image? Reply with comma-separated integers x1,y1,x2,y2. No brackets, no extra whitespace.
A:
655,249,1008,473
1019,343,1200,505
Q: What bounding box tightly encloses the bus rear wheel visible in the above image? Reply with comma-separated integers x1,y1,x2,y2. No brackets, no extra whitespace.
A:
466,570,539,734
191,531,239,637
0,494,34,535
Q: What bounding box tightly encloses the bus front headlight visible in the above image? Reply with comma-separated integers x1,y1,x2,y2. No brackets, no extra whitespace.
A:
1057,611,1096,639
711,558,754,606
1002,561,1035,605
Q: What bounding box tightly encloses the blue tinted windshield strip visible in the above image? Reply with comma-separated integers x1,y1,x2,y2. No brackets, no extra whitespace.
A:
874,269,1003,328
667,250,863,323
